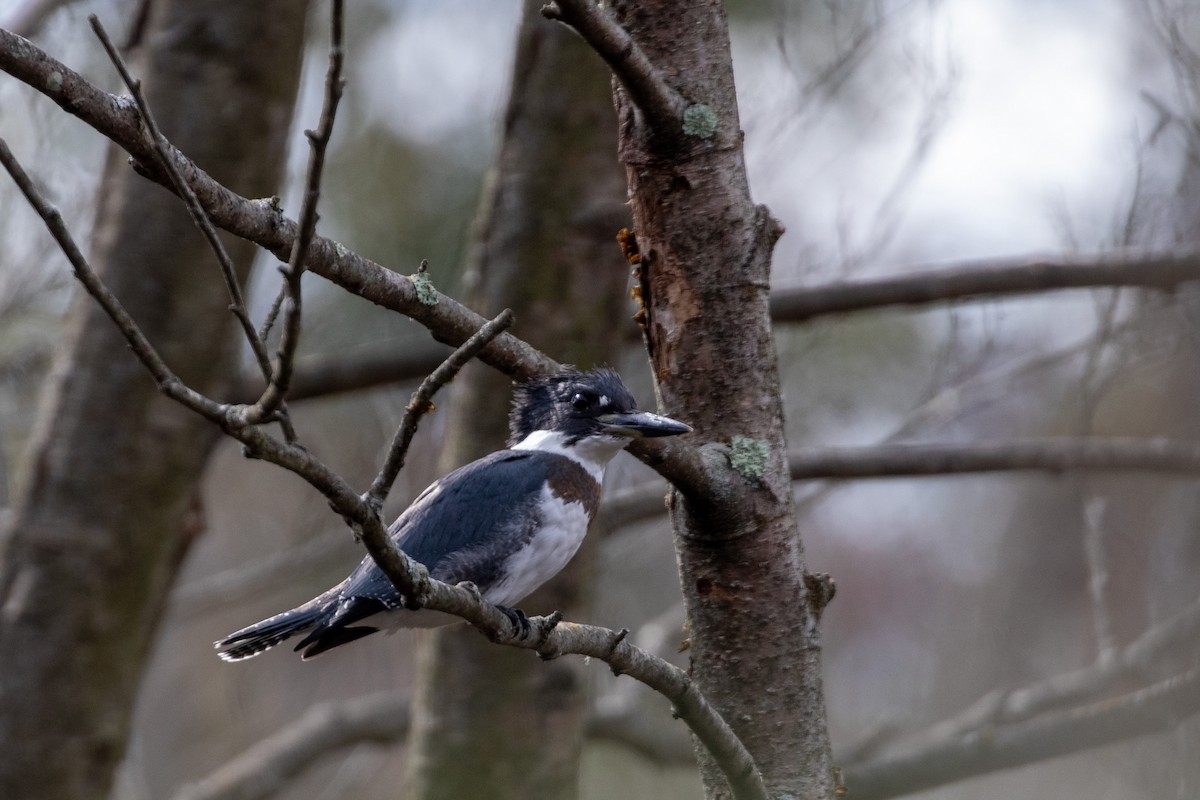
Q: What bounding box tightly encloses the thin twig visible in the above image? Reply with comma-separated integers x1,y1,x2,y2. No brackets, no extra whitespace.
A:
244,0,345,425
258,283,288,343
542,0,687,136
86,15,300,440
85,15,289,417
366,308,515,513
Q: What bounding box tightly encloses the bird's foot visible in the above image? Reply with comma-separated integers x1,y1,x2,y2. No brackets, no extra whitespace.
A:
496,605,532,639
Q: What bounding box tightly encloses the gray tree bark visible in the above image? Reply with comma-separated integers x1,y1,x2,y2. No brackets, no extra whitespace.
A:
403,5,630,798
0,3,307,799
607,1,837,797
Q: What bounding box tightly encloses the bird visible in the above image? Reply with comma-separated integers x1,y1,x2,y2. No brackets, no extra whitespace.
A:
215,367,690,661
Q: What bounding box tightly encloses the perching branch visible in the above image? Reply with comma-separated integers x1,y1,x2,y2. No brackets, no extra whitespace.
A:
541,0,687,137
0,136,767,800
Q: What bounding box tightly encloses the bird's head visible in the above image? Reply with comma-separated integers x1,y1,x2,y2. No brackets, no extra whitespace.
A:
508,367,691,449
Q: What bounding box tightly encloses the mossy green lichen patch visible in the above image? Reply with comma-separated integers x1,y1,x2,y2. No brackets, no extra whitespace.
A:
729,435,769,480
411,270,438,305
682,103,717,140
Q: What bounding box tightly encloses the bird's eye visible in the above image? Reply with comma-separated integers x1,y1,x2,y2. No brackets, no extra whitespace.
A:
570,392,592,411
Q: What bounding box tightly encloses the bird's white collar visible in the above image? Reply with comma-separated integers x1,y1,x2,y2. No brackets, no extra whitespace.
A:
510,430,628,483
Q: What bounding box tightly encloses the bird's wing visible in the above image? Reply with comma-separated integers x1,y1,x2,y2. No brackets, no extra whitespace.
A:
332,450,563,612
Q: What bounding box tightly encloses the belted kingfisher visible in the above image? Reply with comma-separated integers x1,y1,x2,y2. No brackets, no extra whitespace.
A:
215,367,690,661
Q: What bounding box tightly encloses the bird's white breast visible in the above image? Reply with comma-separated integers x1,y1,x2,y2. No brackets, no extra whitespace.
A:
483,485,593,607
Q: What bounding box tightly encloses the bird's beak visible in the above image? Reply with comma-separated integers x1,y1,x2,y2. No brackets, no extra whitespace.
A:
597,411,692,438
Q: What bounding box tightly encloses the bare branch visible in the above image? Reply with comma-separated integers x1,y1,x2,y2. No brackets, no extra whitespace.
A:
170,692,410,800
257,283,288,343
771,250,1200,322
787,438,1200,480
0,28,761,501
245,0,345,424
541,0,687,136
366,307,515,512
590,603,695,765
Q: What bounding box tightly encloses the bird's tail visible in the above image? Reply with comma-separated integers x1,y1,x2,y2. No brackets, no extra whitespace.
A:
214,602,326,662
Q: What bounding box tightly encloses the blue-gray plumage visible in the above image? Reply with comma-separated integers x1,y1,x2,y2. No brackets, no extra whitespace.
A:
216,367,690,661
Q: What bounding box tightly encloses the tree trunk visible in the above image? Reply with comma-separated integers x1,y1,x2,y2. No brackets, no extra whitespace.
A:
610,2,836,797
0,4,307,799
403,4,629,798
